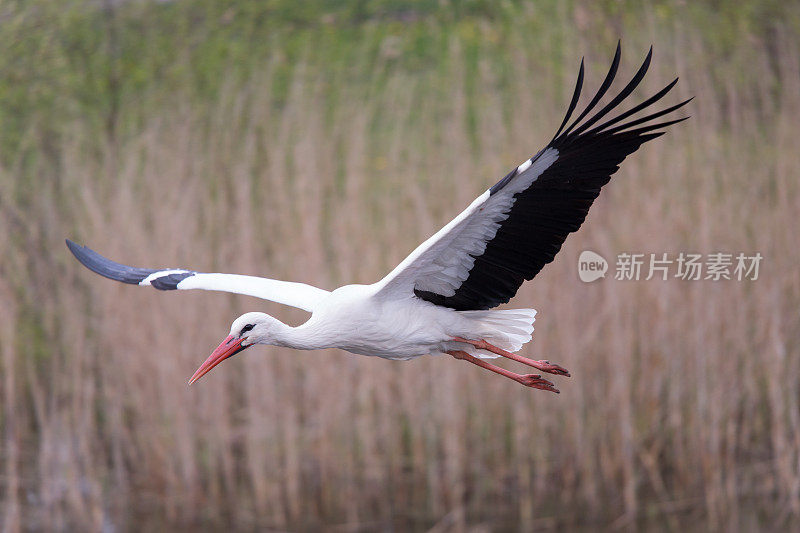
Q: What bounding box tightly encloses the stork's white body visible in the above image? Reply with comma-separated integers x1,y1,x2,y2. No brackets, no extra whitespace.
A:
286,284,535,359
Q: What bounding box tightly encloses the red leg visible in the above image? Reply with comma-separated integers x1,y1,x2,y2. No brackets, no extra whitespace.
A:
452,337,570,377
447,350,559,393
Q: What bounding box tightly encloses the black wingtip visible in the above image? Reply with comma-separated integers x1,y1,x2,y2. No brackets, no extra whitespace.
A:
66,239,99,273
66,239,158,285
567,45,655,139
559,42,622,141
551,58,585,143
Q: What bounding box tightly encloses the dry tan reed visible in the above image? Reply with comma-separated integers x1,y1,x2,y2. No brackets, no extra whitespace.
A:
1,7,799,531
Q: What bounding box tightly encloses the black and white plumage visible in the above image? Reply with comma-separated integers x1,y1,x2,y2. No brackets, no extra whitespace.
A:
381,44,690,310
68,45,689,391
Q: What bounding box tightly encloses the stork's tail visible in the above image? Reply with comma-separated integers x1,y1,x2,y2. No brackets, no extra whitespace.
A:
456,308,536,359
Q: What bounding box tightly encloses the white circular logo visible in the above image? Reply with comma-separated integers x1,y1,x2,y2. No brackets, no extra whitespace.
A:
578,250,608,282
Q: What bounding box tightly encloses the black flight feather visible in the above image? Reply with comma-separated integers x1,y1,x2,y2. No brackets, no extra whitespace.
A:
66,239,195,290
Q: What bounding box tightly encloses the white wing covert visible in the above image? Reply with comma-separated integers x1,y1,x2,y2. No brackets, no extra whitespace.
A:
374,148,559,299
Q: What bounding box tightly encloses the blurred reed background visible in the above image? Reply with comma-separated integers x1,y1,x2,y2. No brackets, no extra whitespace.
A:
1,0,798,530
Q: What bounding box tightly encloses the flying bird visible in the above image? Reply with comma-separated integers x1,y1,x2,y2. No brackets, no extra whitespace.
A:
67,44,690,393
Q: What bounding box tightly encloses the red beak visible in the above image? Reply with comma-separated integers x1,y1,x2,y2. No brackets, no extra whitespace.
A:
188,335,249,385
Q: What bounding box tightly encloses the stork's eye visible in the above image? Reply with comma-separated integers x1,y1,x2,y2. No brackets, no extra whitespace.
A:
241,324,255,334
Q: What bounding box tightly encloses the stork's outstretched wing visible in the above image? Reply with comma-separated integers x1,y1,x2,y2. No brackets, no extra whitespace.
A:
66,240,329,313
374,44,690,310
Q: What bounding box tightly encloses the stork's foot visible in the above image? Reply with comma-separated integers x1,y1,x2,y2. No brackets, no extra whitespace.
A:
446,350,560,393
517,374,560,393
452,337,571,377
528,359,570,377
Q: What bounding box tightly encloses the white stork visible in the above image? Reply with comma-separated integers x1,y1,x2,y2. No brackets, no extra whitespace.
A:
67,44,689,393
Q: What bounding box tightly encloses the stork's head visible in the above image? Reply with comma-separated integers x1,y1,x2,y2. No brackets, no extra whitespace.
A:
188,312,281,385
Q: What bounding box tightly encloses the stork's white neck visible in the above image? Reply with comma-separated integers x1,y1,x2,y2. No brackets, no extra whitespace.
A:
269,318,332,351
